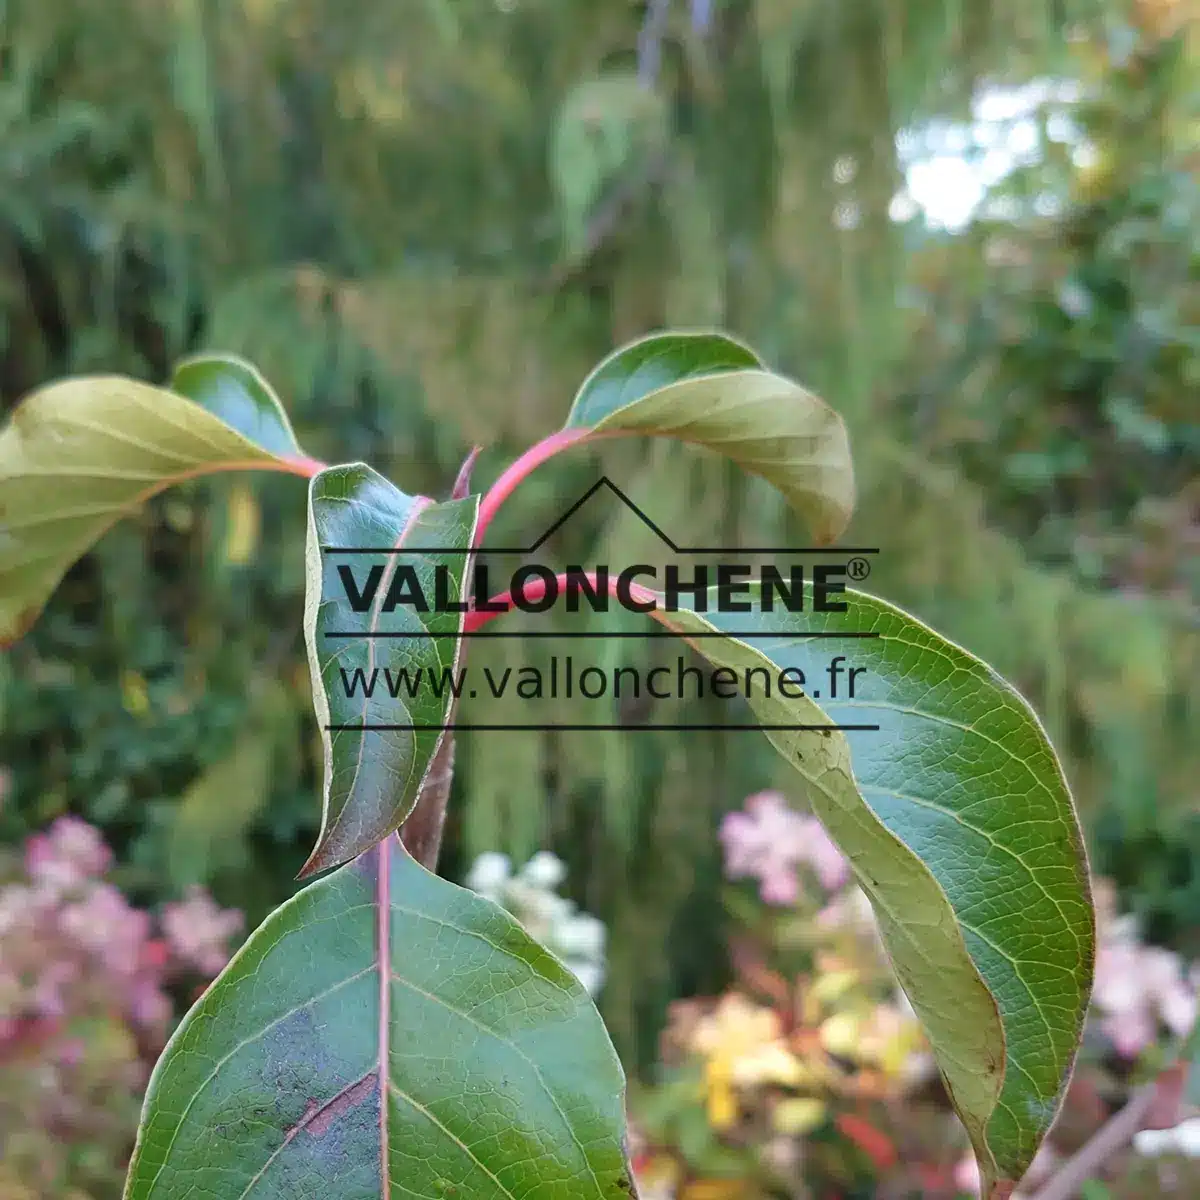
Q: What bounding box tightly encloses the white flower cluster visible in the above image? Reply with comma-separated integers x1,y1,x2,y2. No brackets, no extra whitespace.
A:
463,851,607,996
1135,1118,1200,1159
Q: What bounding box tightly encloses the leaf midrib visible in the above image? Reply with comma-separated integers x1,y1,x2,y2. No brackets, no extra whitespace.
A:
146,852,609,1200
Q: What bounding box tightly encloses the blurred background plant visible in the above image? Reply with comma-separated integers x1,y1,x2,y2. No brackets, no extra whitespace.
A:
624,792,1200,1199
0,816,241,1199
462,849,608,996
0,0,1196,1193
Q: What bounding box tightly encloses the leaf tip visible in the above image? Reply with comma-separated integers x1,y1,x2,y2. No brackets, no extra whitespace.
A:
0,604,41,649
296,842,336,881
451,445,483,499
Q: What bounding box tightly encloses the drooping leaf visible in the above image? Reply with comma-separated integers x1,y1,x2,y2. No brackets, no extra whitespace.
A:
562,331,855,544
301,463,478,877
646,583,1094,1195
124,837,636,1199
170,354,305,458
0,353,314,644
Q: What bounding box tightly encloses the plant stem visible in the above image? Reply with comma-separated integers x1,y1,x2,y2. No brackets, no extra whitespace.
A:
399,722,456,870
397,440,484,871
474,428,590,540
286,454,328,478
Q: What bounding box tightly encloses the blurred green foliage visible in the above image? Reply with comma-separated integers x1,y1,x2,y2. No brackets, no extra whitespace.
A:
0,0,1196,1072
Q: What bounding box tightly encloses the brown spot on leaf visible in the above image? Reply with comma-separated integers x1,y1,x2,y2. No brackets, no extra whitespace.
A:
284,1071,378,1141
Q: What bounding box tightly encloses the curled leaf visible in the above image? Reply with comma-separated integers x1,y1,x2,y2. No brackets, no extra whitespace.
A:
300,463,477,876
562,331,854,543
0,354,314,644
651,585,1094,1194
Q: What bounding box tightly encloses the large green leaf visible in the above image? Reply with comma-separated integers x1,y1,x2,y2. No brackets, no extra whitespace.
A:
562,331,855,544
124,837,636,1199
649,584,1094,1195
301,464,478,877
0,354,314,644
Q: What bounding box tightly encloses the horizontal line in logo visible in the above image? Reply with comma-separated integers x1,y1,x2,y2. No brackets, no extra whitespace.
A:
325,723,881,732
320,630,879,640
320,546,883,555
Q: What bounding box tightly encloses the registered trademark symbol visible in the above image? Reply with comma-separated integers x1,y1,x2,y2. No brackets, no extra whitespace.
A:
847,557,871,581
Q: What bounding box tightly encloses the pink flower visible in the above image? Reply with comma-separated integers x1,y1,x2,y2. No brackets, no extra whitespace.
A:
161,887,244,976
31,959,79,1019
759,868,800,906
719,792,850,906
802,817,852,893
0,807,246,1156
25,816,112,892
1142,948,1198,1036
0,884,36,937
1093,924,1197,1058
60,882,151,977
128,978,172,1030
953,1151,980,1195
55,1038,86,1067
816,886,877,934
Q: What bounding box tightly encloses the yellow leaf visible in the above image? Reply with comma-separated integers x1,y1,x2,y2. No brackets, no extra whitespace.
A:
705,1058,739,1131
729,1042,807,1088
809,968,861,1009
681,1181,755,1200
690,994,782,1057
121,670,150,717
635,1153,680,1189
772,1096,827,1135
819,1011,862,1058
223,481,260,566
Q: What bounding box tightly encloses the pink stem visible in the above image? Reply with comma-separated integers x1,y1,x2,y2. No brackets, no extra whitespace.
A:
282,455,327,478
463,571,657,632
474,428,590,542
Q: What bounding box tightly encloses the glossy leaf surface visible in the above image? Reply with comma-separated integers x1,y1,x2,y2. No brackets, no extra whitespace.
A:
650,585,1094,1195
563,331,855,543
124,838,635,1199
0,353,313,644
301,464,477,876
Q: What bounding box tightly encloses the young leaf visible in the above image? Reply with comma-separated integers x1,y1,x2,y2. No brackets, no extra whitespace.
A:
124,837,636,1199
0,353,316,645
649,585,1094,1196
301,464,478,877
563,331,855,543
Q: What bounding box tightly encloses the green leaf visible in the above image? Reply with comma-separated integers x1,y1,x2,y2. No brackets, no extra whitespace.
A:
0,353,313,645
171,354,304,458
124,837,636,1199
563,331,855,544
650,584,1094,1195
301,464,478,877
